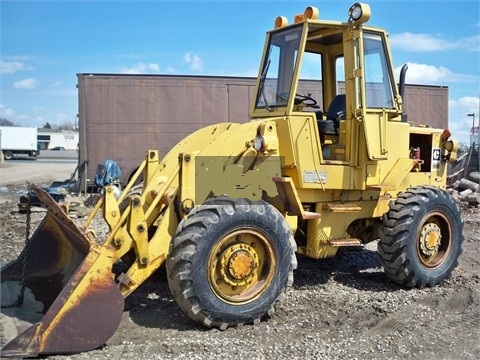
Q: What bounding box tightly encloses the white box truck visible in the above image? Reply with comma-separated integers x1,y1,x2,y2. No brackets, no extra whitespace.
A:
0,126,39,160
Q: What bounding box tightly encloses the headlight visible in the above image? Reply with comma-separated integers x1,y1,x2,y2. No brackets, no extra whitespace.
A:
348,3,371,24
253,135,265,152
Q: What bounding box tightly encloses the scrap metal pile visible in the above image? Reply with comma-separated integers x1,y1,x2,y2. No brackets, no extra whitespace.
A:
448,145,480,207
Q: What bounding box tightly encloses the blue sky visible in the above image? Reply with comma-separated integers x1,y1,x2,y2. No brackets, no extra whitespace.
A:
1,0,479,144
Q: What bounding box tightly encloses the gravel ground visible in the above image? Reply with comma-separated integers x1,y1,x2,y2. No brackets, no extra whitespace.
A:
0,169,479,360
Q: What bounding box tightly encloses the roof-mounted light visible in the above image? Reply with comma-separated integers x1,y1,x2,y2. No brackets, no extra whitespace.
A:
294,13,304,23
304,6,319,20
442,129,452,140
275,5,318,28
274,16,288,29
348,2,371,24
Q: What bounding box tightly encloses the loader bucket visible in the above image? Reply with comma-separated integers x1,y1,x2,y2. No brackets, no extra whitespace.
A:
1,185,124,357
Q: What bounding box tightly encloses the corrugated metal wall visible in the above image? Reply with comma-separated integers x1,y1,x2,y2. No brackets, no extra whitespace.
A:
402,84,449,128
77,74,448,187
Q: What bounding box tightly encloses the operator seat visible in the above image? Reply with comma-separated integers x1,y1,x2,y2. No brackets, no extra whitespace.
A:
318,94,346,139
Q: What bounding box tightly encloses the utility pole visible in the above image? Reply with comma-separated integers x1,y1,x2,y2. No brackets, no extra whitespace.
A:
0,129,3,164
467,113,475,145
468,112,480,172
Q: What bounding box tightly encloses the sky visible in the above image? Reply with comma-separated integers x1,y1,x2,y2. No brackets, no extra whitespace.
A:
1,0,479,144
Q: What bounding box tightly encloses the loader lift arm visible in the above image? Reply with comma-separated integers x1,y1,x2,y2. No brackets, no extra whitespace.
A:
1,123,235,357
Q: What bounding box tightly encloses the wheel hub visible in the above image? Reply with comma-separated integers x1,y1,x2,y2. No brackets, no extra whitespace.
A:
420,223,442,256
220,244,259,287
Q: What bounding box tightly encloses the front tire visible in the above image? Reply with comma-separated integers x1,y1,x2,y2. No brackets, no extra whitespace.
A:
378,186,464,288
166,196,297,329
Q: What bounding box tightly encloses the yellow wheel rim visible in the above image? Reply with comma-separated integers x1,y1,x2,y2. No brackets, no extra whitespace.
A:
207,229,276,305
417,212,452,268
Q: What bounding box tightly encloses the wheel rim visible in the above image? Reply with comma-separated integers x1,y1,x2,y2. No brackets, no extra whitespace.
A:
416,211,453,268
208,229,276,305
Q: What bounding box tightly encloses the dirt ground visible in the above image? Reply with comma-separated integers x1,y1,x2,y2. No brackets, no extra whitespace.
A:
0,174,479,360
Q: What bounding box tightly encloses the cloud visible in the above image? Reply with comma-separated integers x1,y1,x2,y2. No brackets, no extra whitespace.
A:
0,60,33,74
447,96,480,145
14,78,39,89
15,114,32,122
390,32,480,52
45,88,78,97
450,96,480,111
166,66,178,74
119,62,160,74
394,62,476,84
183,52,203,71
0,104,15,118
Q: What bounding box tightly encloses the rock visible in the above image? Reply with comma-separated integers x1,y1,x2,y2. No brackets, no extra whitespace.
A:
457,178,480,192
449,180,461,190
459,188,473,199
467,194,479,207
468,171,480,184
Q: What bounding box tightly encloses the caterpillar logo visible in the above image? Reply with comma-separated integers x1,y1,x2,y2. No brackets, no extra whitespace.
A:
432,148,441,170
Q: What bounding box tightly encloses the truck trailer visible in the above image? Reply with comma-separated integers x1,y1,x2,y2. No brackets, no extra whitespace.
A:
0,126,39,160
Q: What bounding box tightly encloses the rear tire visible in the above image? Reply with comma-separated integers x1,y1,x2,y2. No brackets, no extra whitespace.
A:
166,196,297,329
378,186,464,288
118,183,144,212
4,151,13,160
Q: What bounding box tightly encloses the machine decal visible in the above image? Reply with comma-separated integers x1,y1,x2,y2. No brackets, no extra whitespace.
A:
304,170,327,184
432,148,441,170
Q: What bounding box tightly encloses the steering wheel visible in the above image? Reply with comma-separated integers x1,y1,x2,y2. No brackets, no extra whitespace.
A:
278,92,318,107
294,93,317,106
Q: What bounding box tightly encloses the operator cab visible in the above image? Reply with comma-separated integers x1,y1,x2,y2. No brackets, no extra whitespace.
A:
251,3,402,161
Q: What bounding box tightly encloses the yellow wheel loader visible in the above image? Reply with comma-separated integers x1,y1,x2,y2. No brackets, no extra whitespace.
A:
1,3,463,357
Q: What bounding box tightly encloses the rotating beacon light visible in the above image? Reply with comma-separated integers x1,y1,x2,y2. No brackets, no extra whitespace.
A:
274,16,288,29
304,6,319,20
274,5,319,28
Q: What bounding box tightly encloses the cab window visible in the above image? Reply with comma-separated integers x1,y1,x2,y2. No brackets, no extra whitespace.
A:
363,32,395,109
255,26,303,110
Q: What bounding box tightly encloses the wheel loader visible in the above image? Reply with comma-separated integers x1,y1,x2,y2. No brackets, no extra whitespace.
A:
1,3,463,357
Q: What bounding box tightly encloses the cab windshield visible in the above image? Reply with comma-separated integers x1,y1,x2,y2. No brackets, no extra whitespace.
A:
255,25,303,110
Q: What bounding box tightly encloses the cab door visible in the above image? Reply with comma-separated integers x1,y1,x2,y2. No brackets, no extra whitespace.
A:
361,31,400,160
